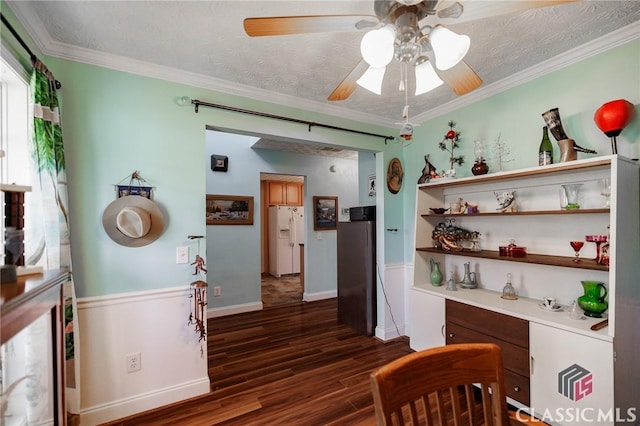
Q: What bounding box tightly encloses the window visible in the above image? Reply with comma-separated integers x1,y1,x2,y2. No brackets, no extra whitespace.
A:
1,54,42,267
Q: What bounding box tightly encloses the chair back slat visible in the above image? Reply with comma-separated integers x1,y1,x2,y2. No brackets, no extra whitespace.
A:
370,343,510,426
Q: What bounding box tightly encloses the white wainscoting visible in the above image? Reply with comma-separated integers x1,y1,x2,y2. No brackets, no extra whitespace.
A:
77,286,210,425
375,262,409,341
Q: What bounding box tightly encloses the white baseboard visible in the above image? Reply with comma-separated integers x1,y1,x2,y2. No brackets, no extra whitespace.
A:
207,292,337,318
79,378,210,425
375,324,406,342
207,301,263,318
303,290,337,302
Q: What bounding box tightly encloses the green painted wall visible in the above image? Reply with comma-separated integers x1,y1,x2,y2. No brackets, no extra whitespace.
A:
34,57,400,298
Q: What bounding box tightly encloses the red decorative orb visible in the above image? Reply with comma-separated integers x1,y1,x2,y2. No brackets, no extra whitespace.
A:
594,99,635,137
446,130,456,139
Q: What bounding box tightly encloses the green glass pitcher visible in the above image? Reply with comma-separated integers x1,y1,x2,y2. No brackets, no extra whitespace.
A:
577,280,608,318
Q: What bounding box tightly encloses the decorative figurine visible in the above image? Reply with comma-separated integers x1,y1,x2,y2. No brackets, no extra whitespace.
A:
542,107,597,162
432,219,476,252
490,133,513,171
446,271,457,291
418,155,438,184
449,198,467,214
439,121,464,174
187,235,208,357
494,191,517,213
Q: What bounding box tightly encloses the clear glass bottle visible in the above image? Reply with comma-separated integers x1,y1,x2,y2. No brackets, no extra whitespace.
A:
501,273,517,300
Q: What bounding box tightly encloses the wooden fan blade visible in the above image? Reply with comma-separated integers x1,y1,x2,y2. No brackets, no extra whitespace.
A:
244,15,377,37
328,59,369,101
435,60,483,96
436,0,579,26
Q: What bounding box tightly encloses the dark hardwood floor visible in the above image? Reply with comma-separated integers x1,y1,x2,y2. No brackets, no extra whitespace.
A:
104,298,413,425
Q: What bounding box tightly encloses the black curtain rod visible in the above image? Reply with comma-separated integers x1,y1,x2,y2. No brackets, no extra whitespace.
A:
191,99,395,144
1,13,62,89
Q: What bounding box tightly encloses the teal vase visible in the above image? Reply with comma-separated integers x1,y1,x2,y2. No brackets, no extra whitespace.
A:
430,259,443,287
577,280,608,318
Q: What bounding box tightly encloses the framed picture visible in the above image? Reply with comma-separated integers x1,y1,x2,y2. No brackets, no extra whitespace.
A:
368,174,376,198
386,157,404,194
206,195,254,225
117,185,153,199
210,155,229,172
313,196,338,231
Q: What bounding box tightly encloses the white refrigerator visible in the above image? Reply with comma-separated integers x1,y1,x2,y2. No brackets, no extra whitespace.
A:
269,205,304,277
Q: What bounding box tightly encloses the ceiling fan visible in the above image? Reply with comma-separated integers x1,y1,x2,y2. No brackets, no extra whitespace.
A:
243,0,578,101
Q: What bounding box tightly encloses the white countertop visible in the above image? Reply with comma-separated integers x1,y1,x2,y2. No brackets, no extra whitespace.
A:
412,284,612,342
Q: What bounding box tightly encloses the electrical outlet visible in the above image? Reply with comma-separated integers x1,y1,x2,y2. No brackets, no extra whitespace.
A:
126,352,141,373
176,246,189,264
213,286,221,297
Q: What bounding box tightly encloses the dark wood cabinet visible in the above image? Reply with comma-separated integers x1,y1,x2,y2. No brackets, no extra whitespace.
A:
1,269,70,425
446,299,530,405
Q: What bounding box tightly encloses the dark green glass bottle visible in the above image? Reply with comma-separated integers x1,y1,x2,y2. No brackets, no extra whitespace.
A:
538,126,553,166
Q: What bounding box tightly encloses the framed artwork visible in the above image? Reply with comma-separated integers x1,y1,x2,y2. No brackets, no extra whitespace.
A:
386,157,404,194
206,195,254,225
211,155,229,172
368,174,376,198
313,196,338,231
117,185,153,199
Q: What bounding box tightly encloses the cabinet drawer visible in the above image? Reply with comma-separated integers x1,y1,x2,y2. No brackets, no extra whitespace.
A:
504,369,530,406
446,322,529,377
446,300,529,348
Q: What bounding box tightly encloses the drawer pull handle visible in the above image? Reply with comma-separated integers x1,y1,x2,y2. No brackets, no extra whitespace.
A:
448,333,454,338
514,386,521,392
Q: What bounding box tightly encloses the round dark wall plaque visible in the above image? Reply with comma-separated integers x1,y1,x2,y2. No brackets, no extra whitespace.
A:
386,157,404,194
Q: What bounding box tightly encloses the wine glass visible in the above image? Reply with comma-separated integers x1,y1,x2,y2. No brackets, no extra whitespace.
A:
570,241,584,262
599,178,611,207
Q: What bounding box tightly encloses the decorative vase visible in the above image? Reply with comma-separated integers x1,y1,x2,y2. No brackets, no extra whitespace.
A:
471,160,489,175
561,183,583,209
577,280,608,318
430,258,443,287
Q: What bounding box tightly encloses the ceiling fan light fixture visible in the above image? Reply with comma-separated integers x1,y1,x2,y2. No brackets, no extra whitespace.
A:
415,60,443,95
356,66,386,95
360,25,396,68
430,25,470,71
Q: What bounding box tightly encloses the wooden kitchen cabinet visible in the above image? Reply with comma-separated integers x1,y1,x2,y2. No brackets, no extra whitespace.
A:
446,300,530,405
267,181,303,206
409,155,639,423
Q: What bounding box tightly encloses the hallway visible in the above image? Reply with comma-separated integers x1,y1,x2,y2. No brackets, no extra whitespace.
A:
261,273,303,307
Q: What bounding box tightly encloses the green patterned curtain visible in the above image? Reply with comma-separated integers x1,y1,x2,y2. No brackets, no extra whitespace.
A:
30,59,80,416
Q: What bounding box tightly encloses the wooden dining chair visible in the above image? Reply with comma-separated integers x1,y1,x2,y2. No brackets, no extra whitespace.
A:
370,343,517,426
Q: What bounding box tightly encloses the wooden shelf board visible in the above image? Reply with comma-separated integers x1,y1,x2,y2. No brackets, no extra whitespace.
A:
415,247,608,271
421,208,609,218
418,157,612,189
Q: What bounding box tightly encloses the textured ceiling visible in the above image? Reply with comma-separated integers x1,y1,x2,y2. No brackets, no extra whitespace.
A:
6,1,640,130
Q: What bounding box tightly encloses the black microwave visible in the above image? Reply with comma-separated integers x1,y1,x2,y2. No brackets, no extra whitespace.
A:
349,206,376,221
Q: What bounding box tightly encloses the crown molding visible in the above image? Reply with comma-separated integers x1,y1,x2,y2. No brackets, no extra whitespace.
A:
8,1,638,129
413,22,640,124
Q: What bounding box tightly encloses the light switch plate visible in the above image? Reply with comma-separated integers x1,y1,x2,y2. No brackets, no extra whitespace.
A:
176,246,189,264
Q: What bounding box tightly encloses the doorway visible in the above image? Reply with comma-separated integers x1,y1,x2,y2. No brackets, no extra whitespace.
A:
260,173,305,307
